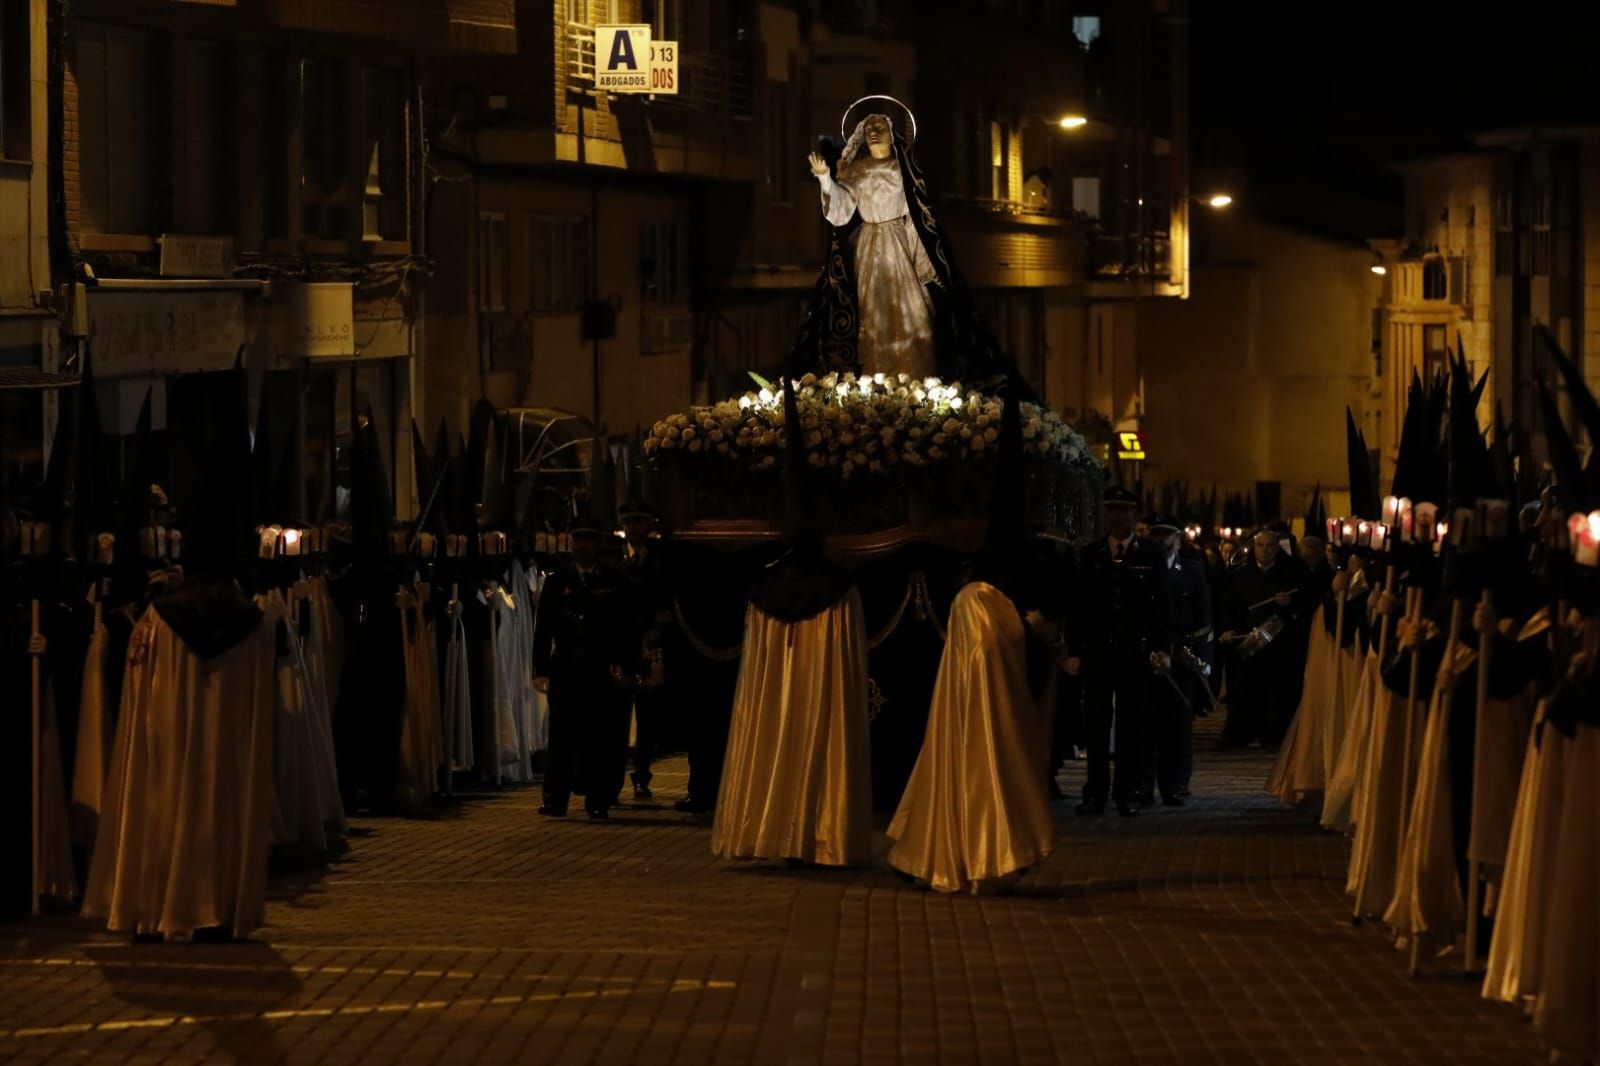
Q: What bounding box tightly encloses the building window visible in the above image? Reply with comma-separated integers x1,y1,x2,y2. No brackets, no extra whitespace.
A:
646,0,680,39
75,24,155,234
527,215,587,312
478,212,508,312
1494,187,1513,276
300,56,348,239
640,220,683,305
1423,324,1448,381
1531,179,1551,277
170,38,232,234
1422,257,1446,300
763,84,788,202
1,0,30,161
989,120,1008,201
1072,176,1101,218
1071,15,1101,49
361,67,408,242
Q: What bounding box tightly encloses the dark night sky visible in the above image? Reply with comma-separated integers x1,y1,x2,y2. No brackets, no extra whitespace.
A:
1189,2,1600,237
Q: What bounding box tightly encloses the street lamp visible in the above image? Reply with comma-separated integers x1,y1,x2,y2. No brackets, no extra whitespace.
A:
1203,193,1233,209
1058,114,1089,130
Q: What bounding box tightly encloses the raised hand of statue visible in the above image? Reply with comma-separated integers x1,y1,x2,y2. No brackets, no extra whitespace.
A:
807,151,829,176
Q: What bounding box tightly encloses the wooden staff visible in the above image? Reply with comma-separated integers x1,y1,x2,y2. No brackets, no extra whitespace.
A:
1399,586,1425,841
1375,565,1399,665
29,599,42,917
1463,588,1493,974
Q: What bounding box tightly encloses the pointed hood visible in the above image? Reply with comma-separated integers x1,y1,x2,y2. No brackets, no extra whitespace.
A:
1488,403,1517,504
1447,354,1493,512
1535,323,1600,497
115,386,155,553
750,375,851,622
1536,378,1588,510
167,365,255,579
1390,372,1429,502
1303,483,1326,536
1345,408,1378,519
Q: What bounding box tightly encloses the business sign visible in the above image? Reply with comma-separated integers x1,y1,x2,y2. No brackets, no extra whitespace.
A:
87,291,245,377
1116,430,1147,462
159,235,237,279
288,282,356,358
596,24,678,94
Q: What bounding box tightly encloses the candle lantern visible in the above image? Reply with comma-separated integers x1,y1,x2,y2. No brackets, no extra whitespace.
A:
1412,502,1438,546
282,527,303,557
1568,511,1600,567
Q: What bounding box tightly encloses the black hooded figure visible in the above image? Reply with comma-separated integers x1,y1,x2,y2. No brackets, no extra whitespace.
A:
792,100,1031,395
708,377,874,866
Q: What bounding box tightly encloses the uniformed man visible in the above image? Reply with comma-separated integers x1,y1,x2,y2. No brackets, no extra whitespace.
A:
1144,514,1213,806
533,515,645,820
618,501,672,801
1066,487,1173,817
1219,527,1312,750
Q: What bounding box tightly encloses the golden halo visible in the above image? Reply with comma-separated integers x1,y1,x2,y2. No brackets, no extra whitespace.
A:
840,94,917,145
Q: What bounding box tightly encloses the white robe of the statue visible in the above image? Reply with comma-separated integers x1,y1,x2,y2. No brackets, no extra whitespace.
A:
817,156,937,380
1268,603,1333,803
711,591,873,866
83,608,274,938
887,582,1055,893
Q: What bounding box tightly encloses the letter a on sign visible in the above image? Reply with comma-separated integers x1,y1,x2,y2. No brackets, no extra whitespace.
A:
596,25,653,91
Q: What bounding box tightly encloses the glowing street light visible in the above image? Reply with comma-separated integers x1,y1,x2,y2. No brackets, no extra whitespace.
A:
1058,114,1088,130
1204,193,1233,209
1370,264,1388,276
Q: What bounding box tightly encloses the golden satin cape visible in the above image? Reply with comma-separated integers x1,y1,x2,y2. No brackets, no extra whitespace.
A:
887,582,1055,893
82,609,274,938
711,591,874,866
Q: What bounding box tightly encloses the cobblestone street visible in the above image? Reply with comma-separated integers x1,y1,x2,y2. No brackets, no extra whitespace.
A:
0,729,1546,1065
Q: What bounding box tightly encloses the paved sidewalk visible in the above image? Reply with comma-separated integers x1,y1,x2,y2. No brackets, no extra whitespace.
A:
0,730,1546,1065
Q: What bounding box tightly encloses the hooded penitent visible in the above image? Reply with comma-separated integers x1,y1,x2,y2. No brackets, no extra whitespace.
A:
885,376,1054,893
710,373,874,866
748,377,853,623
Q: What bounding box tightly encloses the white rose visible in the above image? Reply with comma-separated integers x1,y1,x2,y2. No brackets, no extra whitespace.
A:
984,427,998,442
970,436,987,453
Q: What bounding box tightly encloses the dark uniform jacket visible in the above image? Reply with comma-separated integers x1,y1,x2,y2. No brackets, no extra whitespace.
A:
533,563,644,679
1070,534,1174,659
1226,554,1312,638
1166,550,1214,670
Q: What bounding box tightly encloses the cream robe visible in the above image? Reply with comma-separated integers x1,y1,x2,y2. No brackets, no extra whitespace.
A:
711,591,873,866
1385,641,1475,941
887,582,1055,893
1347,671,1424,919
70,614,113,848
83,608,274,938
1268,604,1333,803
1322,650,1379,834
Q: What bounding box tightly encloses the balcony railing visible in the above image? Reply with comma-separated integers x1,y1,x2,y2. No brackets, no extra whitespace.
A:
565,21,596,94
1089,232,1172,280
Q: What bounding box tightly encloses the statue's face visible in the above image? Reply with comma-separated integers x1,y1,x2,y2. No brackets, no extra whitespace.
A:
863,116,893,157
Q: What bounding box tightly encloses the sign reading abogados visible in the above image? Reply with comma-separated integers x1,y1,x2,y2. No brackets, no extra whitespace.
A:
596,24,678,94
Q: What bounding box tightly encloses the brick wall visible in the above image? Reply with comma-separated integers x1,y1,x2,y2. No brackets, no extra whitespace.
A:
62,54,79,245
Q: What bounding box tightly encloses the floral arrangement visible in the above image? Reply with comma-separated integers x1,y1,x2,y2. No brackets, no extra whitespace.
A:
644,372,1099,478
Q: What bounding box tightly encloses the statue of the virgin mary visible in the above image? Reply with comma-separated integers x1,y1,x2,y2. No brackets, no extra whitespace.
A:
791,97,1027,393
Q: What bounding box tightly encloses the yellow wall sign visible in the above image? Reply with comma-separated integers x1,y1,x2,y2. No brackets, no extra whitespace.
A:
1116,430,1147,461
596,25,678,94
